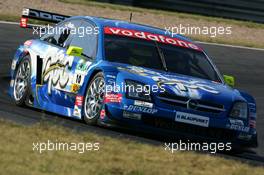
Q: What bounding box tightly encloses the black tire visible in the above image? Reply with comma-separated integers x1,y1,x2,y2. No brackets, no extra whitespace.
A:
13,56,31,106
83,72,105,125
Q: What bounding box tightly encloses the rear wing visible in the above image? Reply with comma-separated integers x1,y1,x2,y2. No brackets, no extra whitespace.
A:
20,8,70,28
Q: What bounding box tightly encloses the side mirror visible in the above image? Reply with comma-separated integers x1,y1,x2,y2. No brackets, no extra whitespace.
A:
66,46,83,57
223,75,235,87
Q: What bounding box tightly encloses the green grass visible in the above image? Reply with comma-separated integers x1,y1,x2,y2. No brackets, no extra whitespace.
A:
0,119,263,175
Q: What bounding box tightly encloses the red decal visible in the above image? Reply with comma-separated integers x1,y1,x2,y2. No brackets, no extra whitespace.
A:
24,40,32,46
104,27,202,51
75,96,83,106
100,109,106,119
20,17,28,28
249,120,256,128
104,93,122,103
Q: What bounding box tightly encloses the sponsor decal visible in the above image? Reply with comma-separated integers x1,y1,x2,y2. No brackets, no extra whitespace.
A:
11,60,17,70
73,73,84,85
117,66,219,97
238,133,252,140
24,40,32,46
22,8,29,16
10,79,14,87
134,100,153,108
22,8,68,22
73,105,81,118
106,75,116,79
20,17,28,28
226,119,249,132
229,119,244,126
123,111,142,120
41,49,74,94
76,60,91,73
175,112,209,127
71,84,80,93
124,105,158,114
229,125,250,132
75,95,83,106
249,120,256,128
104,27,202,51
104,93,122,103
100,109,106,119
119,66,159,76
107,78,116,85
153,75,219,96
118,66,148,77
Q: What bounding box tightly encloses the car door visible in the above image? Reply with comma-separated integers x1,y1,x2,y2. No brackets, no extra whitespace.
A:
66,19,98,92
35,19,83,108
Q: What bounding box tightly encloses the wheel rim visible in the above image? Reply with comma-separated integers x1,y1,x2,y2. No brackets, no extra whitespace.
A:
13,60,30,101
84,76,105,119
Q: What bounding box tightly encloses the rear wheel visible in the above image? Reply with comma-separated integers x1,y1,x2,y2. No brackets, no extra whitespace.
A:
83,72,105,125
13,56,31,106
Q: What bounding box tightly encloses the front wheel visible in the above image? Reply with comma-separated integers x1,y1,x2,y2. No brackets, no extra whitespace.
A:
83,72,105,125
13,56,31,106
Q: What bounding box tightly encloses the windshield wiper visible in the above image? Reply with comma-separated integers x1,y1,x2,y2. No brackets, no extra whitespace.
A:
154,41,168,72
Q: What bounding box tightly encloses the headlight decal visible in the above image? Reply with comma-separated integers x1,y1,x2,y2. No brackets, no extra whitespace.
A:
229,102,248,119
125,80,152,101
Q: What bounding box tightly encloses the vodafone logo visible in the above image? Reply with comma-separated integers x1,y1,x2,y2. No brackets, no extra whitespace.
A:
104,27,202,51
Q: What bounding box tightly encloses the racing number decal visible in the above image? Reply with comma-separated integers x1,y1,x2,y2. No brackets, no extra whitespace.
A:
75,74,82,84
70,60,92,93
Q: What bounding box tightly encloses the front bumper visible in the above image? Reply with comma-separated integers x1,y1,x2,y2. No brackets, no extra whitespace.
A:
99,102,258,148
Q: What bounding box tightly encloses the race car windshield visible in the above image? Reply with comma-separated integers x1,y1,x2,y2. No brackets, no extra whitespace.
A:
104,34,221,82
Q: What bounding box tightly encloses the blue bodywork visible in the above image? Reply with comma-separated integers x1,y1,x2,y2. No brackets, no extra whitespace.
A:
9,16,257,147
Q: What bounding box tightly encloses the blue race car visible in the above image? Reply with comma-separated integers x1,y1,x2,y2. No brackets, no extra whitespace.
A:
10,8,257,148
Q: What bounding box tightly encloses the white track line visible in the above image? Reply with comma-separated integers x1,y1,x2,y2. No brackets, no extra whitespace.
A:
0,20,20,25
196,41,264,51
0,20,263,51
0,20,43,27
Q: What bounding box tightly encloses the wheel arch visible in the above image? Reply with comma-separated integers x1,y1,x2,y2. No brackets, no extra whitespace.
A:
13,49,31,73
80,68,104,96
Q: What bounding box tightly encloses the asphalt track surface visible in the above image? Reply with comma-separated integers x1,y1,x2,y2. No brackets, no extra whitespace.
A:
0,23,264,165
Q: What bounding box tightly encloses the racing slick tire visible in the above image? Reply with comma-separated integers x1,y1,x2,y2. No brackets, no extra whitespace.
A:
83,72,105,125
13,56,31,106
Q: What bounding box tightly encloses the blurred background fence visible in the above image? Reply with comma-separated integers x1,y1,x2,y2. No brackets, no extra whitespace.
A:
96,0,264,23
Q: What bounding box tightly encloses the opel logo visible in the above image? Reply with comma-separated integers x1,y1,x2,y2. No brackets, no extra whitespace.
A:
187,99,199,110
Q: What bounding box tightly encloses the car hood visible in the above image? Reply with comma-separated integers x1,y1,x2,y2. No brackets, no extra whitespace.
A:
113,63,246,110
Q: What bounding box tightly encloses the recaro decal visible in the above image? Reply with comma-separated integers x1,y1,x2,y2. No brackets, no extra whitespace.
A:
104,27,202,51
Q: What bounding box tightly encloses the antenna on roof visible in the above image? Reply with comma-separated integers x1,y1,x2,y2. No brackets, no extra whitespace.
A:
129,12,133,22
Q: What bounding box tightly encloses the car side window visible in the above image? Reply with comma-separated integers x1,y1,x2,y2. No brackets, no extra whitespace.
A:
40,19,82,48
68,21,98,59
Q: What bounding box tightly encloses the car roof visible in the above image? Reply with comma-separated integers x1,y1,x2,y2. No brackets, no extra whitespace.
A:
70,16,195,43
